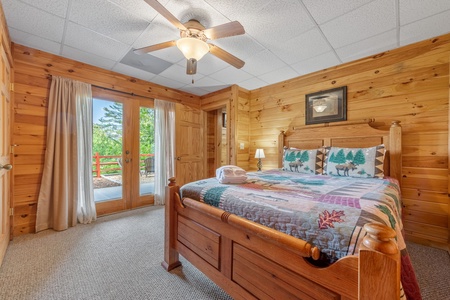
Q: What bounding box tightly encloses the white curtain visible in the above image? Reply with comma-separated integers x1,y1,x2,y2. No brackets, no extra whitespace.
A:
36,76,96,232
76,85,97,224
154,99,175,205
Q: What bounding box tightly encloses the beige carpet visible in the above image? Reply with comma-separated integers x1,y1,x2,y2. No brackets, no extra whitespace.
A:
0,205,448,299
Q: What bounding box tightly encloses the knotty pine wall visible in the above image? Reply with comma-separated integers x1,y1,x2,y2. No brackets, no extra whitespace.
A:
201,85,250,171
11,43,200,236
247,33,450,249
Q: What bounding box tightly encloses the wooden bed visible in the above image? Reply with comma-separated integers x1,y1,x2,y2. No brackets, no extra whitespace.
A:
162,121,403,299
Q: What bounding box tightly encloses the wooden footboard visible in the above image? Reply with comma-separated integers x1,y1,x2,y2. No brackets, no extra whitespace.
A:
162,178,401,300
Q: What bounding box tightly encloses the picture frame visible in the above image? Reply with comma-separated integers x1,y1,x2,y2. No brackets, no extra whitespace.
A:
305,86,347,125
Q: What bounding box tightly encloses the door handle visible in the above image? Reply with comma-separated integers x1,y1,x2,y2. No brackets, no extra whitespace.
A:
0,164,12,170
176,157,181,161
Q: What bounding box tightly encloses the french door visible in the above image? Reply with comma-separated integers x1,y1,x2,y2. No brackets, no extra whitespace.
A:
92,88,154,216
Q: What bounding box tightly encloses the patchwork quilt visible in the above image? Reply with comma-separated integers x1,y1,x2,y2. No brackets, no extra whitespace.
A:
180,169,421,299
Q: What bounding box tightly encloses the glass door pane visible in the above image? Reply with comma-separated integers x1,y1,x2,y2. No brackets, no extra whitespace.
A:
92,99,123,204
139,106,155,196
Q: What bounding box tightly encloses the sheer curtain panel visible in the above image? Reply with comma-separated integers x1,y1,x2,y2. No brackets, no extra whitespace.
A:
35,76,96,232
154,99,175,205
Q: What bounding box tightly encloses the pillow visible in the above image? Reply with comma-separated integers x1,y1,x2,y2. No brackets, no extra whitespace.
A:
216,165,247,184
282,148,324,174
323,145,385,178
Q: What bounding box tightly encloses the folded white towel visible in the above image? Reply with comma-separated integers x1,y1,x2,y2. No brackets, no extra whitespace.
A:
216,165,247,184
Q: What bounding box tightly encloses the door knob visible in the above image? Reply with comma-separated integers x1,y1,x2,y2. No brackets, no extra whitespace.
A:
0,164,12,170
176,157,181,161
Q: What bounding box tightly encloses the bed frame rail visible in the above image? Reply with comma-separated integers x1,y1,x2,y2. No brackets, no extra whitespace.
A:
162,178,400,299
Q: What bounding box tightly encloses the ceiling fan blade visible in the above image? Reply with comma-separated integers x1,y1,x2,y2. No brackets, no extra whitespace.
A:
209,44,245,69
134,40,177,55
144,0,186,30
203,21,245,40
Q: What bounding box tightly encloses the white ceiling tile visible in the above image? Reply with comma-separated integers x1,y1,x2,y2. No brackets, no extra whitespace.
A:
107,0,169,22
269,28,331,64
158,64,205,85
70,0,149,45
132,19,179,49
12,0,69,18
302,0,373,25
239,77,268,91
336,30,397,63
150,75,185,89
209,66,253,84
242,0,316,47
212,34,265,61
112,63,157,81
178,85,210,96
202,0,273,21
9,28,61,55
2,0,65,42
258,66,299,85
64,22,130,61
163,0,230,29
192,76,227,87
291,51,341,75
400,10,450,46
62,46,117,70
149,46,184,64
399,0,450,25
242,50,287,76
320,0,396,48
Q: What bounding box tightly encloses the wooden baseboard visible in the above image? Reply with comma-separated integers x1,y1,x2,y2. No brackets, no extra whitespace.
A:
405,235,450,252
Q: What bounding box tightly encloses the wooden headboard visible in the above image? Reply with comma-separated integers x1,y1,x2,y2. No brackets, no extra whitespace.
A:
278,121,402,182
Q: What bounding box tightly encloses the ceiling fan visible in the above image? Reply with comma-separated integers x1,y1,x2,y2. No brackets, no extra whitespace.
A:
134,0,246,75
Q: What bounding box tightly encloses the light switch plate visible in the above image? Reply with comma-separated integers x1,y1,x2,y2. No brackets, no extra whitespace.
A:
240,143,244,149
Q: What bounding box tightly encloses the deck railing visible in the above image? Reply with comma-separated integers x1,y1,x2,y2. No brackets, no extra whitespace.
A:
92,153,154,178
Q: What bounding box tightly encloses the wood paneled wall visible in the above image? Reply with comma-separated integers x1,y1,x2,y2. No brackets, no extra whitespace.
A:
11,44,200,236
201,85,250,170
248,33,450,249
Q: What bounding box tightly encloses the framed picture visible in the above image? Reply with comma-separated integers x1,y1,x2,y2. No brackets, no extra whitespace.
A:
305,86,347,125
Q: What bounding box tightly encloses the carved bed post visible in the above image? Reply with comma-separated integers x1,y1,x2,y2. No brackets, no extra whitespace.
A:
161,177,182,271
278,131,285,168
359,223,400,299
389,121,402,182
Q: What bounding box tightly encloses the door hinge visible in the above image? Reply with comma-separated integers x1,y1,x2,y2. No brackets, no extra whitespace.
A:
9,83,14,92
9,207,14,216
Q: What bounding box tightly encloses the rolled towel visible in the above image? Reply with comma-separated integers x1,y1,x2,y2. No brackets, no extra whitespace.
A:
216,165,247,184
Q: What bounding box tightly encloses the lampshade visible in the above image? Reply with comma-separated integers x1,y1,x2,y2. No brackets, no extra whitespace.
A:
176,37,210,60
255,149,265,159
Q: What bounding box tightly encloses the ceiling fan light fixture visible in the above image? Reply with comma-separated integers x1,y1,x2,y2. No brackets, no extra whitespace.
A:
176,37,210,61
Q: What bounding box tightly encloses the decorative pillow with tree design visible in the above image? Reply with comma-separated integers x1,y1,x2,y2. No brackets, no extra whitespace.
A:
282,148,324,174
323,145,385,178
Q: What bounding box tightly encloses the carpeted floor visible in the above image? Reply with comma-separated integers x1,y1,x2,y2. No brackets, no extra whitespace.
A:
0,206,448,299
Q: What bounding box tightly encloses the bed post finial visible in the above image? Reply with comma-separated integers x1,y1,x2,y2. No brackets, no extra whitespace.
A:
168,177,176,187
359,223,400,299
362,223,397,254
391,120,401,127
389,121,402,182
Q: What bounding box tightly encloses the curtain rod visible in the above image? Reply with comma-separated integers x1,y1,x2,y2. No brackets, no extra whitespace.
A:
91,84,154,100
47,74,154,100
